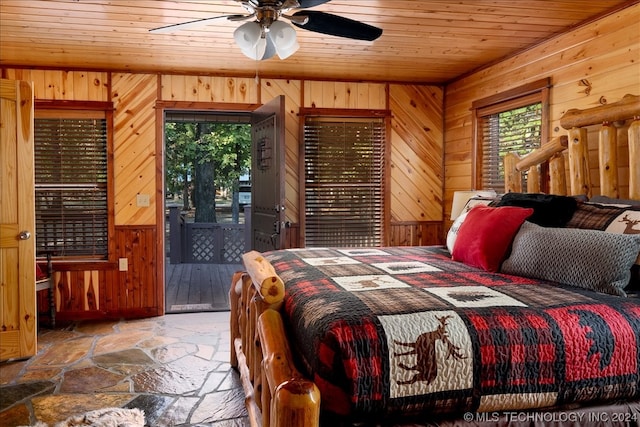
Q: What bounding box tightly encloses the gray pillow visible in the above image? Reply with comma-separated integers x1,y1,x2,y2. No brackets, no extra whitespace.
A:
501,221,640,296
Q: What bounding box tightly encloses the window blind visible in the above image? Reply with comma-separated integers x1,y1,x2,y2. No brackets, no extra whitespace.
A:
304,117,385,247
480,102,542,192
34,117,108,257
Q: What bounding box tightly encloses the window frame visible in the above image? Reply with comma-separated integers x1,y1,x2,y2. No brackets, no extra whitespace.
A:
299,108,391,247
471,78,550,192
34,100,115,262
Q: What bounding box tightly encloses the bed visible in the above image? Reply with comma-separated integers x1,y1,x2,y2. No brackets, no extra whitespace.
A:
230,95,640,427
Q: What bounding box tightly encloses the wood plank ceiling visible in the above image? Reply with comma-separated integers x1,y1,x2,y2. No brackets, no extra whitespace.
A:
0,0,633,83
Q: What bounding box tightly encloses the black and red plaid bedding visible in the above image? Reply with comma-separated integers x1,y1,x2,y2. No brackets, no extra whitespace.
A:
264,246,640,421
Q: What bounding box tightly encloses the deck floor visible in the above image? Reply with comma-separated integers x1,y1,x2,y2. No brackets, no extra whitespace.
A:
165,260,242,313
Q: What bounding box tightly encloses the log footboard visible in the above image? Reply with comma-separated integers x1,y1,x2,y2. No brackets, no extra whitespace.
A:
230,251,320,427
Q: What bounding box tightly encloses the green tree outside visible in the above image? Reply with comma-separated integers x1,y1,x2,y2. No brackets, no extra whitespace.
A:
165,122,251,223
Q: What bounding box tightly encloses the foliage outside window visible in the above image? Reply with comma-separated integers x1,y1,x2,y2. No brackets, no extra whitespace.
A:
164,112,251,223
303,115,385,247
472,79,549,192
34,108,110,258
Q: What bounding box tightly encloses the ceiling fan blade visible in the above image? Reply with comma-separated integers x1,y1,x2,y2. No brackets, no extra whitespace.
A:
291,11,382,41
149,14,250,34
298,0,333,8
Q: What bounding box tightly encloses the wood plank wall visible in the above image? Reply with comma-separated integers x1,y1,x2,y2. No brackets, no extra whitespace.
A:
444,4,640,232
2,68,444,321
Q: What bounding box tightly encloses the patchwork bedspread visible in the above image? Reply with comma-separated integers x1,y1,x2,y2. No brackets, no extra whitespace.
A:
265,246,640,420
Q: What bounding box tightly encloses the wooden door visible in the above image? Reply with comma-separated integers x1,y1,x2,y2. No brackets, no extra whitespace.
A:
0,79,37,361
251,96,286,252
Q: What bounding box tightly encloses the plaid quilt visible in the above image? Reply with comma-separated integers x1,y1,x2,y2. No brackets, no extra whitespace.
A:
264,246,640,422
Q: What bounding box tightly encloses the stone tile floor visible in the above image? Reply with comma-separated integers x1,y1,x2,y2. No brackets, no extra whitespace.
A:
0,311,249,427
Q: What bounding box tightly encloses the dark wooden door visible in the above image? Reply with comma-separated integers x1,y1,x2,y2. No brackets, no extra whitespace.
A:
250,96,285,252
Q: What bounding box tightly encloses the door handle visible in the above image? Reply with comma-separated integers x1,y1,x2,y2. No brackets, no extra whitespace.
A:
19,230,32,240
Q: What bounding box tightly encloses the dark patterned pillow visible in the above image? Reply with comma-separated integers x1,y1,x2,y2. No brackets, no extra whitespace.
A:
565,202,630,230
491,192,578,227
566,202,640,291
501,221,640,296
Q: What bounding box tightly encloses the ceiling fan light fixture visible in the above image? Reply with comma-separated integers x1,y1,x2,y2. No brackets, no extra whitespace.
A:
245,37,268,60
233,21,262,51
275,39,299,59
268,20,299,59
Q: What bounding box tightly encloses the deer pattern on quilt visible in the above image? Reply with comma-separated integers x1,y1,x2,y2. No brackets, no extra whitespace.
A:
619,214,640,234
393,315,466,385
379,309,474,399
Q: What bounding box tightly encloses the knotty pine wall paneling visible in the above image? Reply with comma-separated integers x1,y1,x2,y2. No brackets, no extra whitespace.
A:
112,73,157,226
161,75,259,103
444,3,640,231
112,73,163,317
389,84,444,222
388,84,444,246
303,81,386,109
1,69,109,101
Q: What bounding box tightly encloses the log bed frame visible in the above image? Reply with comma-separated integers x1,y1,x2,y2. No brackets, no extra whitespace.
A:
230,94,640,427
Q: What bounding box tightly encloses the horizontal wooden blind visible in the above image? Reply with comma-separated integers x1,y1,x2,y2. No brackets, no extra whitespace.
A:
34,117,108,257
304,117,385,247
480,102,542,193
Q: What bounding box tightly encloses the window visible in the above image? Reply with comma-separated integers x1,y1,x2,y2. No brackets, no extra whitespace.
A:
303,114,386,247
34,105,112,258
472,78,550,192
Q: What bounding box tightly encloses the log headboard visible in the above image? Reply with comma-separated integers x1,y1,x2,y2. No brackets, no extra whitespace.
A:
505,94,640,199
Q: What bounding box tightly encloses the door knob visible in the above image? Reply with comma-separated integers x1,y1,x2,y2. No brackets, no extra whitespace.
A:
19,230,31,240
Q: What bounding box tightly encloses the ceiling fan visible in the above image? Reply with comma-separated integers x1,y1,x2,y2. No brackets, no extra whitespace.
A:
149,0,383,60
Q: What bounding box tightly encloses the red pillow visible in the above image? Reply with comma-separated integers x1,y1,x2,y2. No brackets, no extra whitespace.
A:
452,205,533,272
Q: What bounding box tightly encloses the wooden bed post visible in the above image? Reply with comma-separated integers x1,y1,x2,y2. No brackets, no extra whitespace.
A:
251,296,271,410
242,276,257,381
230,271,244,368
567,127,591,198
599,121,619,198
504,135,568,194
504,152,522,193
230,272,264,426
527,165,540,193
259,309,321,427
549,153,567,195
629,117,640,200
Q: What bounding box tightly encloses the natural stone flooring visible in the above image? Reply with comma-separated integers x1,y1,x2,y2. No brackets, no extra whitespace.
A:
0,311,249,427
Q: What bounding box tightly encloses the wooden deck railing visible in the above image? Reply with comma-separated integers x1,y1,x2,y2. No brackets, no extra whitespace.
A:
167,206,250,264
